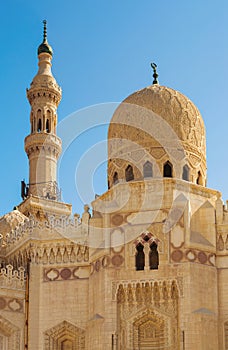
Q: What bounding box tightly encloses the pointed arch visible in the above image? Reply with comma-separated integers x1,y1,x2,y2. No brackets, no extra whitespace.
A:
44,320,85,350
46,119,50,133
136,243,145,271
196,171,203,185
182,164,190,181
143,161,153,178
163,161,173,178
37,109,42,132
46,110,51,133
113,171,118,185
125,165,134,182
133,311,166,349
149,242,159,270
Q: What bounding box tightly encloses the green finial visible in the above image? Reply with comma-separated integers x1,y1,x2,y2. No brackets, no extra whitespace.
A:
151,62,159,85
37,20,53,56
43,20,47,43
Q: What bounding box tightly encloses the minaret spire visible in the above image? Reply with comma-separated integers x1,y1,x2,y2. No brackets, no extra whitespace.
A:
38,20,53,56
24,21,62,200
43,19,47,43
151,62,159,85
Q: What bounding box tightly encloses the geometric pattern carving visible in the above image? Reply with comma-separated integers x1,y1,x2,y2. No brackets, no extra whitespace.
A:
8,243,89,270
170,246,215,266
0,316,20,350
0,297,23,313
133,311,166,349
116,280,179,349
43,267,89,282
0,265,25,290
3,213,87,252
44,320,85,350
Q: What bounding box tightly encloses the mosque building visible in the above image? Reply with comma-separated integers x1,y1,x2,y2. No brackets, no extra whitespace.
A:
0,21,228,350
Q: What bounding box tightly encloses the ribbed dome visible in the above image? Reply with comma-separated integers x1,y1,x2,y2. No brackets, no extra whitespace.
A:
108,84,206,187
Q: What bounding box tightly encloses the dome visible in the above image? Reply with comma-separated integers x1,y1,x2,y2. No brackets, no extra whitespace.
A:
0,210,28,237
108,84,206,187
38,41,53,56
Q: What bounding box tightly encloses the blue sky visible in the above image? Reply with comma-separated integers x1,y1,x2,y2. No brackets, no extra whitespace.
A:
0,0,228,216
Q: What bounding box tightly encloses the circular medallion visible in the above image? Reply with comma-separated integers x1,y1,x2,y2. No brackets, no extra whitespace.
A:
198,251,207,264
60,268,71,280
111,254,124,267
111,214,123,226
171,250,183,262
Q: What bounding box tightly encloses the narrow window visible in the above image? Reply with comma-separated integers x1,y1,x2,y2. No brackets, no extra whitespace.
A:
125,165,134,182
163,161,172,178
182,164,189,181
143,161,153,178
37,109,42,132
113,172,118,185
37,118,42,132
46,119,50,133
149,242,159,270
136,243,145,271
196,171,203,185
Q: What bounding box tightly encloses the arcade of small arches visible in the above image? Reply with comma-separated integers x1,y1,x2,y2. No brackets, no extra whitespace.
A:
30,108,56,134
112,161,203,186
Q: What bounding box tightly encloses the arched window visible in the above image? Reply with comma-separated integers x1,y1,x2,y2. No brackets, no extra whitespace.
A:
149,242,159,270
196,171,203,185
125,165,134,182
37,119,42,132
37,109,42,132
163,161,172,178
182,164,190,181
46,119,50,133
30,112,33,133
143,161,153,178
136,243,145,271
113,172,118,185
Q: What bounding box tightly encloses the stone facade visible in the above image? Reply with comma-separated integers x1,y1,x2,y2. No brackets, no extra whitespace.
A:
0,23,228,350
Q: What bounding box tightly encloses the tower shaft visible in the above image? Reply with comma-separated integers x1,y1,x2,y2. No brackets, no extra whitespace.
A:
25,24,62,200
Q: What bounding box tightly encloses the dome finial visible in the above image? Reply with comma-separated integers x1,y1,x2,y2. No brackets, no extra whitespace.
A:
43,19,47,43
37,20,53,56
151,62,159,85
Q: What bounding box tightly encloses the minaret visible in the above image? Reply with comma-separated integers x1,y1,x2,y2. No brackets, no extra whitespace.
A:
25,20,62,200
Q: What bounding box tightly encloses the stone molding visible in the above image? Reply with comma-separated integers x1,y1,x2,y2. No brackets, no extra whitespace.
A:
44,320,85,350
7,242,89,270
